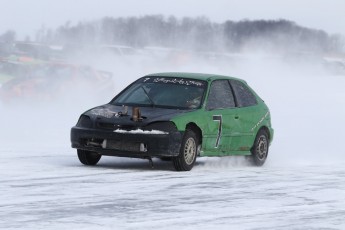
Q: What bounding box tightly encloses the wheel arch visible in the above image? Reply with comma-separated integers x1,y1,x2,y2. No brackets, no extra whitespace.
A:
185,122,202,145
257,126,271,142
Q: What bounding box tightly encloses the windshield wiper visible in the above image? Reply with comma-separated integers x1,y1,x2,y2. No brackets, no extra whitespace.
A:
141,86,155,107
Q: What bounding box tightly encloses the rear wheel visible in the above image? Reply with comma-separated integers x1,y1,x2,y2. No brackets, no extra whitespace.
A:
77,149,101,165
173,130,198,171
250,129,269,166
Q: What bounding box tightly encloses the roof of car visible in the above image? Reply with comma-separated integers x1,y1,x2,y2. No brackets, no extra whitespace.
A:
144,72,244,82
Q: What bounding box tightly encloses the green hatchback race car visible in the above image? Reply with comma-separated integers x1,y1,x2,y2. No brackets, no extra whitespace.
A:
71,72,273,171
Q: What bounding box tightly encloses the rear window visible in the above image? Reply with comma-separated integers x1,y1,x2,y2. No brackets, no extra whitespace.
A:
230,80,257,107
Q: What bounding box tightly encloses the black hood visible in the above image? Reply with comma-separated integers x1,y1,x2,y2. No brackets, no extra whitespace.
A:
84,104,188,128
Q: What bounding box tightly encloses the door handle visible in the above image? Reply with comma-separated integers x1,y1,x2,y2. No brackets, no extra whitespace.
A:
234,115,239,119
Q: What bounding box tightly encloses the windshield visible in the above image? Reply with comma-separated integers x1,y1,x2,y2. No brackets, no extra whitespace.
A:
112,77,207,109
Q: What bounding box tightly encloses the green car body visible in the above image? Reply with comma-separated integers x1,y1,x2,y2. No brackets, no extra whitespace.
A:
71,72,273,171
153,73,274,157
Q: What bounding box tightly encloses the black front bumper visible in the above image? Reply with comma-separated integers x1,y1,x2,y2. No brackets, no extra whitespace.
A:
71,126,183,158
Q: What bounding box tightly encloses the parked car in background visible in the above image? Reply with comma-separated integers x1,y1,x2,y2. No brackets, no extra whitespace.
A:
0,62,114,103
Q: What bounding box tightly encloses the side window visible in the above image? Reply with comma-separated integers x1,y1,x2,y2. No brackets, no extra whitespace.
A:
230,80,257,107
206,80,235,110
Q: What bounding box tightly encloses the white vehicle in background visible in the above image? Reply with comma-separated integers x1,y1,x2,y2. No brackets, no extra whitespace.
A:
99,45,138,56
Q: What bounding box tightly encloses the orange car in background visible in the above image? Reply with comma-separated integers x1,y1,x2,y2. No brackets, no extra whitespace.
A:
0,62,114,104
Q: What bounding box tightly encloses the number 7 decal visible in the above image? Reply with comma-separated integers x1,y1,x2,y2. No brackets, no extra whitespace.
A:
213,115,222,148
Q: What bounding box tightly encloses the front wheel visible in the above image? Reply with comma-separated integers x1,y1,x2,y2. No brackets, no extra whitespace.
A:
77,149,102,165
173,130,198,171
250,129,269,166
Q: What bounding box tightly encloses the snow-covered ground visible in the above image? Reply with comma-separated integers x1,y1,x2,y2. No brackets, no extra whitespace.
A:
1,56,345,229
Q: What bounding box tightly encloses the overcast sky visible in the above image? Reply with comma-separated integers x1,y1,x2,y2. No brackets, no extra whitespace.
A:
2,0,345,39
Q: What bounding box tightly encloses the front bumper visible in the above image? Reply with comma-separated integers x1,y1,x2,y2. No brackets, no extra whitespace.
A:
71,126,183,158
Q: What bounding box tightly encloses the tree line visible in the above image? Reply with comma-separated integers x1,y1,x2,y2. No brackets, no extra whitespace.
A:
1,15,344,54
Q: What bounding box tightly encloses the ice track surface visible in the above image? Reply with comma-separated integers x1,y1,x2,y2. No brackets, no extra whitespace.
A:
1,145,345,230
1,61,345,229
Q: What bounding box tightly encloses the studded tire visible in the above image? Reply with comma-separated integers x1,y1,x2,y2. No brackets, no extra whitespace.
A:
173,129,198,171
77,149,102,166
250,129,269,166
